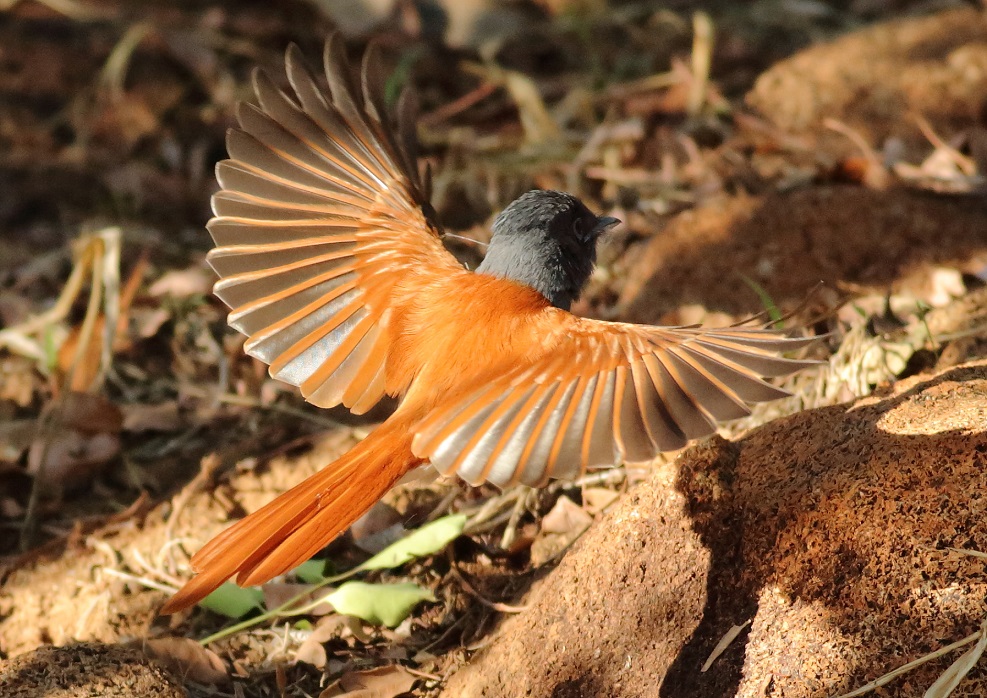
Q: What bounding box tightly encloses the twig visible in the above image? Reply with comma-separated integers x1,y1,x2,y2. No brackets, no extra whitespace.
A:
102,566,178,595
499,486,531,550
912,113,977,176
688,12,714,117
420,81,498,127
213,392,345,430
832,631,982,697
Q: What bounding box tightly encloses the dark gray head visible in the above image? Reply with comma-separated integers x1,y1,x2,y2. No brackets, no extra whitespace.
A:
475,190,619,310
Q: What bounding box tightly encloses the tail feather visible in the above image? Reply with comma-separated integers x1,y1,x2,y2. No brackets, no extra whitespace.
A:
161,420,422,614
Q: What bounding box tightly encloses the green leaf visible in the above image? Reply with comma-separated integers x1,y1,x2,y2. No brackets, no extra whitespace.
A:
739,274,783,326
384,46,424,107
292,558,326,584
199,583,264,618
324,581,435,627
357,514,466,572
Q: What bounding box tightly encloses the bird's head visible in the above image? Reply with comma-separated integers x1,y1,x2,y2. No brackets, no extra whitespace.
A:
475,190,620,310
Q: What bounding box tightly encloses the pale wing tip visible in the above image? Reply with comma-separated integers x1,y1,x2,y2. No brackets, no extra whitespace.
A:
284,42,312,92
285,41,304,67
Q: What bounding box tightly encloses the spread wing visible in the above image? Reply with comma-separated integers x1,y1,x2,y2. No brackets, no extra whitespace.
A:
206,37,459,412
412,318,819,488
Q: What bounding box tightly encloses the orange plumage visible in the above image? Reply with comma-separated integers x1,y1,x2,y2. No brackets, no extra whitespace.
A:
160,38,817,614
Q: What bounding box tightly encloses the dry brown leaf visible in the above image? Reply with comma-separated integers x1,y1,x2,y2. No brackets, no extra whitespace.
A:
295,615,351,669
149,265,214,298
350,502,405,554
142,637,228,685
57,253,146,393
131,307,171,339
318,665,417,698
465,62,559,145
581,487,620,515
924,268,965,308
540,495,593,535
26,392,125,490
60,391,124,433
894,124,987,194
121,402,184,433
530,496,594,566
28,427,120,491
0,357,40,407
1,497,25,518
0,419,36,464
91,95,159,150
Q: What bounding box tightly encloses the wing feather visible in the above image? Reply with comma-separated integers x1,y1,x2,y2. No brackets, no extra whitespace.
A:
515,380,574,487
544,375,594,483
413,320,819,486
484,384,557,487
207,39,459,412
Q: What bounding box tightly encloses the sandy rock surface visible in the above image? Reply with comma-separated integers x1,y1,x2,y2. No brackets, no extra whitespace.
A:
0,642,187,698
747,7,987,156
618,186,987,325
442,362,987,698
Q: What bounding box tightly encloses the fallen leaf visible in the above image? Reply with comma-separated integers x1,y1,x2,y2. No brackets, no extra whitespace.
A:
142,637,228,685
350,502,404,554
27,428,120,492
581,487,620,515
540,495,593,535
149,265,214,298
132,307,171,339
60,391,124,433
295,616,349,669
0,357,40,407
357,514,466,572
25,392,125,490
924,267,965,308
0,419,36,464
92,95,159,150
199,582,264,618
319,665,418,698
324,581,435,628
530,496,593,566
121,402,184,433
1,497,25,518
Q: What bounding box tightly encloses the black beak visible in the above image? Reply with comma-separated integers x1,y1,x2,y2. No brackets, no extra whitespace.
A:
592,216,621,236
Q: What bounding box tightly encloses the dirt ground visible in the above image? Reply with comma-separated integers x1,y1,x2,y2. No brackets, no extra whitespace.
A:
2,2,987,697
441,358,987,698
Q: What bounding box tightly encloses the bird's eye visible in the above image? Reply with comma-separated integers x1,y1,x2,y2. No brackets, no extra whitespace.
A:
572,217,585,239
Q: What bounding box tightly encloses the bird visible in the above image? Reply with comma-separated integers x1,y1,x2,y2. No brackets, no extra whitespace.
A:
160,37,818,614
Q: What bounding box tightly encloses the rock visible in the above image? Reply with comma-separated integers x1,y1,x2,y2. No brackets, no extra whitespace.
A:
617,186,987,325
0,642,186,698
440,361,987,698
747,7,987,156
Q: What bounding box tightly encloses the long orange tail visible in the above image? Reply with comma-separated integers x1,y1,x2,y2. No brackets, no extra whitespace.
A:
161,417,423,614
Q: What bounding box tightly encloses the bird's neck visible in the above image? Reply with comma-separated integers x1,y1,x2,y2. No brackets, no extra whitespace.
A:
475,235,593,311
